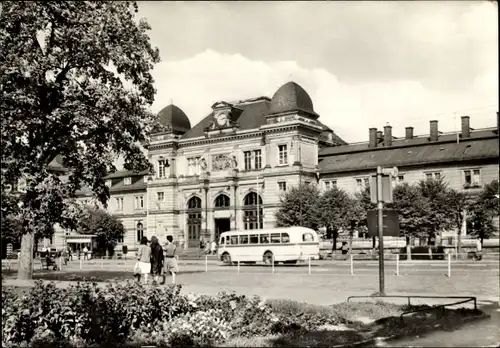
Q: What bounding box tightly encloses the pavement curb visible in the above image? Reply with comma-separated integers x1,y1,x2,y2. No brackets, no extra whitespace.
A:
333,312,491,348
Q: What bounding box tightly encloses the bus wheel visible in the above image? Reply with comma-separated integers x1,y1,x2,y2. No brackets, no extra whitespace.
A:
222,253,232,265
263,252,274,265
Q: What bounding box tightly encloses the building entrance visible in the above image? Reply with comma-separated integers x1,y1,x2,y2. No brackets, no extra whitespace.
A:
214,218,231,241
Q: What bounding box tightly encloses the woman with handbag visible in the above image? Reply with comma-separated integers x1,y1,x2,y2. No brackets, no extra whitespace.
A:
137,236,151,284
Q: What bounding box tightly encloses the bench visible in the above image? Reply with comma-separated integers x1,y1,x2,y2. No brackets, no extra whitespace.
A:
41,257,59,270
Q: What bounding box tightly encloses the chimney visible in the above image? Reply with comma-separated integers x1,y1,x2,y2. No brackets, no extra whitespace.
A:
429,120,438,141
461,116,470,138
369,128,377,148
383,125,392,146
405,127,414,140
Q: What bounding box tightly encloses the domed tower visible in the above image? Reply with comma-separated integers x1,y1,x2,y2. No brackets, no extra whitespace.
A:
268,81,319,119
154,104,191,135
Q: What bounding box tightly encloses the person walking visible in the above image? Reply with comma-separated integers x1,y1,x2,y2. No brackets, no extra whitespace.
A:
164,235,179,284
137,236,151,284
150,236,164,285
83,246,89,260
210,240,217,255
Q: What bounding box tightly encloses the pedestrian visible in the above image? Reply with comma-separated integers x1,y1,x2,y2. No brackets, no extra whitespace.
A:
475,239,482,261
83,246,88,260
137,236,151,284
164,235,179,284
150,236,164,285
204,241,210,255
210,240,217,255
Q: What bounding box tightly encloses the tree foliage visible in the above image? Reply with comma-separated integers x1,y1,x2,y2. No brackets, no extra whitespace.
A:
274,184,320,230
77,207,125,255
467,180,499,244
0,1,160,279
315,186,359,234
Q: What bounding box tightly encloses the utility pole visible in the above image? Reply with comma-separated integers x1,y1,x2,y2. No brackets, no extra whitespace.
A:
376,166,385,295
256,171,260,229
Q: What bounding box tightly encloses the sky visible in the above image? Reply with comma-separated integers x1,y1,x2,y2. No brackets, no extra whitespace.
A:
137,1,498,143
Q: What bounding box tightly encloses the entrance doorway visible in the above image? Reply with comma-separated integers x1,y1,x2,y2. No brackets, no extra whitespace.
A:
215,218,231,241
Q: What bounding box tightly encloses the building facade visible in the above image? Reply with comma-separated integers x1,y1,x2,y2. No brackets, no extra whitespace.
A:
51,81,499,251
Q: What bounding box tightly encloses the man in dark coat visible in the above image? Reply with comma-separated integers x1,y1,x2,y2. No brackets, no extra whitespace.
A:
150,236,164,285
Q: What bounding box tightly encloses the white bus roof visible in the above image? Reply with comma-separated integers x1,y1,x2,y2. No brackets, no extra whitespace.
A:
219,227,317,236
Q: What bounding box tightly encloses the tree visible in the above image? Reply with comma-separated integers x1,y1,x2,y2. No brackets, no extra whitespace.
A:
1,2,160,279
468,180,500,245
417,177,454,245
386,183,430,260
445,189,473,257
77,207,125,257
315,186,359,254
354,187,376,248
275,184,320,230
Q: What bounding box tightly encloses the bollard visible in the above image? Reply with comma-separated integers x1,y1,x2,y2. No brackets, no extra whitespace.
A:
237,260,240,274
205,254,208,273
80,257,82,270
308,257,311,275
396,254,400,276
59,256,62,271
350,254,354,275
272,255,275,274
447,254,451,277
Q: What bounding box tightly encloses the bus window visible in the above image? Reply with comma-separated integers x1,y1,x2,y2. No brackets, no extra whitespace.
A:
281,233,290,243
303,233,314,242
270,233,281,243
231,235,239,245
260,234,269,244
240,235,249,244
249,234,259,244
220,236,225,245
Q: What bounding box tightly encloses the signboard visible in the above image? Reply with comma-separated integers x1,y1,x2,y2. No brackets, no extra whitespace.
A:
367,209,400,237
370,174,393,203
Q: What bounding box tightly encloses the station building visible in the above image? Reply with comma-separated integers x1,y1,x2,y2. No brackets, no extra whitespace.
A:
48,81,499,252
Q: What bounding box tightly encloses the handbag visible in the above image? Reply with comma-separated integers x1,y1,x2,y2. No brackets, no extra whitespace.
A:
133,262,141,276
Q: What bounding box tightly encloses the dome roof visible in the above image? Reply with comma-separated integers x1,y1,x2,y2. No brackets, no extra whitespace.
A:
269,82,317,116
157,104,191,134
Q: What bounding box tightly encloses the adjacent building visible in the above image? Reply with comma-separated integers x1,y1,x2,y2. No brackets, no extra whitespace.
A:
50,81,498,252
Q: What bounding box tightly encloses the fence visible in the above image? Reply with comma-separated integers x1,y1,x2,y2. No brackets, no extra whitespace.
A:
2,253,498,278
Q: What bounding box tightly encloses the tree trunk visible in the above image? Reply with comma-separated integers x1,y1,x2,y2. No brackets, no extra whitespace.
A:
18,232,35,280
458,209,466,260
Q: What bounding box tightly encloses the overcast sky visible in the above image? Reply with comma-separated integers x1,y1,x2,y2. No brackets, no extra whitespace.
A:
137,1,498,143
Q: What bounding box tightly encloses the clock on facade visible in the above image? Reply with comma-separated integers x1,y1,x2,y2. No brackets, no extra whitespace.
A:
215,110,228,126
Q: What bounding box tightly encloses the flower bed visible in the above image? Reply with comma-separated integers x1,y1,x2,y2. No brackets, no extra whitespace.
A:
2,281,486,348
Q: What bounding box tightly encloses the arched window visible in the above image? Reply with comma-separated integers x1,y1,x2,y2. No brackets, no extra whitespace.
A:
214,194,230,209
243,192,263,230
136,222,144,242
187,196,202,245
188,196,202,209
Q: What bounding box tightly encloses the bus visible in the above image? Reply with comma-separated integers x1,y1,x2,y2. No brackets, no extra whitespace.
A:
217,227,320,265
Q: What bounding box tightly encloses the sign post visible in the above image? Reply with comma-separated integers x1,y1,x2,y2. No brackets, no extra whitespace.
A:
376,166,385,295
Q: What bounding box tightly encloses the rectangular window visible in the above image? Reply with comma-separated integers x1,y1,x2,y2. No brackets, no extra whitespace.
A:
356,178,363,188
188,157,201,176
124,177,131,185
278,145,288,165
425,172,441,180
304,181,311,186
472,169,481,186
260,234,270,244
254,150,262,169
244,151,252,170
281,233,290,243
464,170,471,185
325,181,331,190
249,234,259,244
270,233,281,243
134,196,144,210
158,160,167,178
239,235,249,244
115,197,124,211
331,180,337,187
398,175,404,182
425,173,433,180
230,235,239,245
157,192,164,201
363,177,370,188
136,221,144,242
278,181,287,192
434,172,441,180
